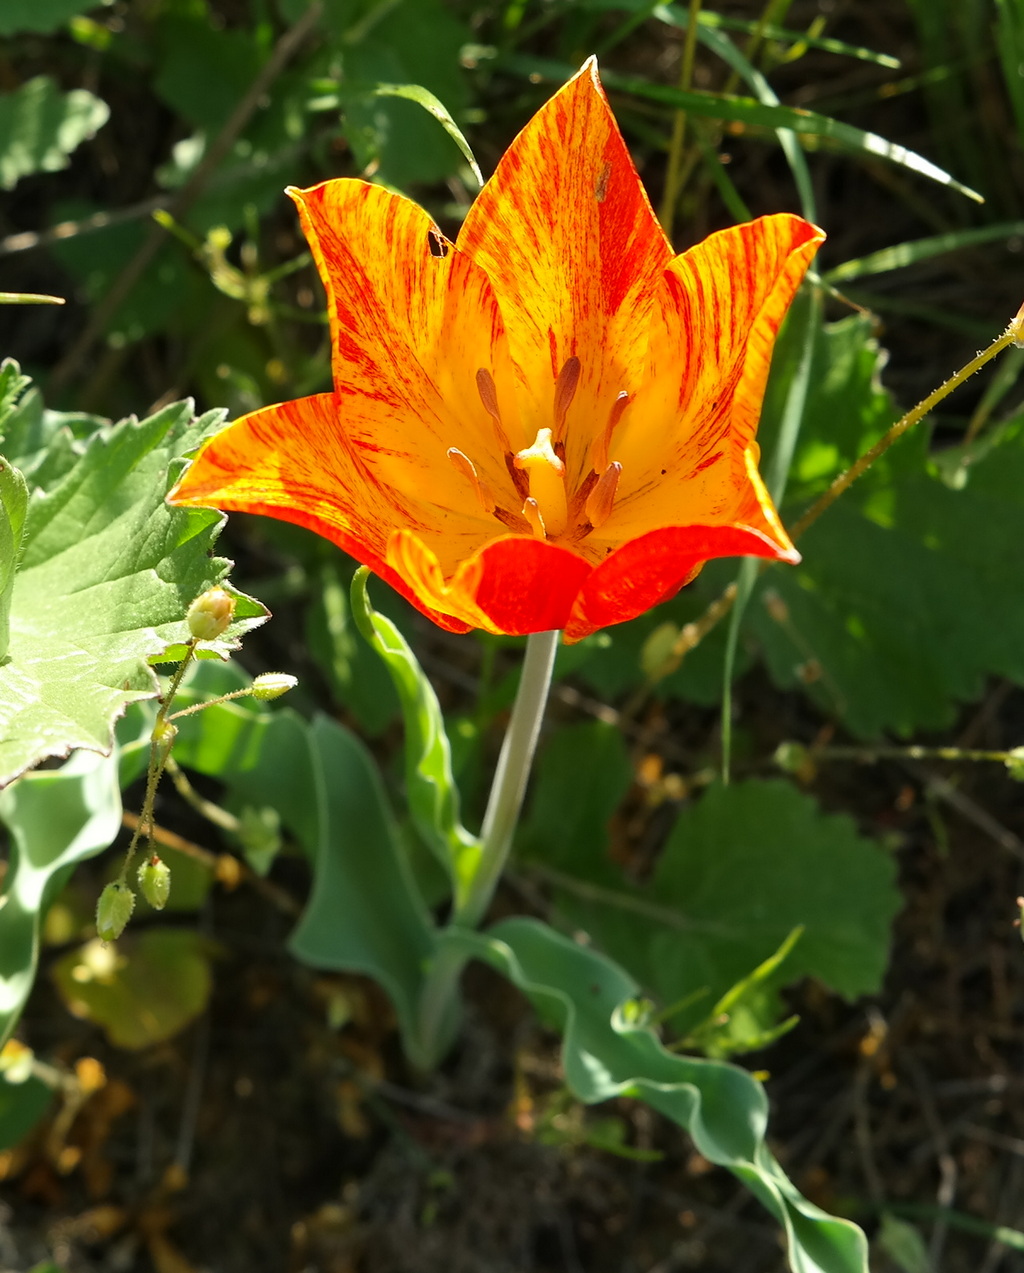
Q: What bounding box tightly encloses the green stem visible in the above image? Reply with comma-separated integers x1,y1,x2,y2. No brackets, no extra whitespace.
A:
456,629,560,929
658,0,703,237
416,629,560,1065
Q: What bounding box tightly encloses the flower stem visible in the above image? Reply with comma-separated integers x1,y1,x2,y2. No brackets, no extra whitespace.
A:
456,628,560,930
416,629,560,1066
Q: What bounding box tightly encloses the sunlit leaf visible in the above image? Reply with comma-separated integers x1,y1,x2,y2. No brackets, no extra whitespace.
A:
0,76,109,189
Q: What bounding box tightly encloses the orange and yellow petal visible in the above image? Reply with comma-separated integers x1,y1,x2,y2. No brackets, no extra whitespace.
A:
607,214,823,539
563,522,799,643
457,60,672,487
290,179,527,514
387,529,593,636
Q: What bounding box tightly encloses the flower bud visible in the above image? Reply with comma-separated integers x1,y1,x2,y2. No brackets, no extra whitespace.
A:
1005,746,1024,781
251,672,298,701
774,741,810,774
152,717,177,765
96,881,135,942
186,587,235,641
138,855,171,910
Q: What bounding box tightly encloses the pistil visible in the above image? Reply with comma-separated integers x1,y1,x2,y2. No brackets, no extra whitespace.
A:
514,427,568,536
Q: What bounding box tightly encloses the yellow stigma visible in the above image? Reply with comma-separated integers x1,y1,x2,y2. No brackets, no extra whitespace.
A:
514,427,567,537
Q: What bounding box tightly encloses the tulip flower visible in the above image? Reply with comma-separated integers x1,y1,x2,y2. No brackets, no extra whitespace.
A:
168,60,823,641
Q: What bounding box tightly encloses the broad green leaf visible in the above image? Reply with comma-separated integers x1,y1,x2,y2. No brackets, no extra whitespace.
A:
444,919,868,1273
350,570,480,901
52,929,212,1049
0,1070,53,1149
0,749,121,1048
753,315,1024,736
0,373,267,787
153,14,266,133
0,0,107,35
0,457,28,660
501,55,981,202
0,77,109,190
288,715,446,1068
520,725,899,1035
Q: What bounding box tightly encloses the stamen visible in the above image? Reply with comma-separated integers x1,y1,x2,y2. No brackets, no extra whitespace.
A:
589,391,629,472
447,447,496,515
522,497,546,538
475,367,501,421
476,366,512,452
584,461,622,530
515,427,567,536
552,356,581,443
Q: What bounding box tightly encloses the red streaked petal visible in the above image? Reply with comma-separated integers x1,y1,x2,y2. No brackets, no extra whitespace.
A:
388,529,593,636
611,214,823,532
290,179,527,508
167,394,473,634
564,523,800,642
457,60,672,487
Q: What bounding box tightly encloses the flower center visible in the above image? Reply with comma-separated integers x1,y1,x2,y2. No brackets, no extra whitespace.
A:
514,427,567,537
448,360,631,545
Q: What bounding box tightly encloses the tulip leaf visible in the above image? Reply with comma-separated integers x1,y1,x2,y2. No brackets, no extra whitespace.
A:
0,748,122,1049
368,83,483,190
518,724,899,1043
349,569,480,901
0,76,109,190
288,715,448,1069
753,314,1024,737
440,919,869,1273
0,367,267,787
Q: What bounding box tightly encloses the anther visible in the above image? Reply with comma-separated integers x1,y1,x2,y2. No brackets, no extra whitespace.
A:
584,461,622,530
590,391,629,472
552,356,581,443
476,367,512,452
447,447,496,515
522,497,546,538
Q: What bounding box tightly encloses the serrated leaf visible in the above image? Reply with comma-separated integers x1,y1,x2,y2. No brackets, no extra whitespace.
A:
444,920,869,1273
0,457,28,659
520,725,899,1034
753,315,1024,737
0,77,109,190
0,748,122,1049
0,381,267,787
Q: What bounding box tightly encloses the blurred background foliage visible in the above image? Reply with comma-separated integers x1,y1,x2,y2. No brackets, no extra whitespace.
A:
6,1,1024,1270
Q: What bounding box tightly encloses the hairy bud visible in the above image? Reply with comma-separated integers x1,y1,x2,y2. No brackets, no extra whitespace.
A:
96,881,135,942
187,587,235,641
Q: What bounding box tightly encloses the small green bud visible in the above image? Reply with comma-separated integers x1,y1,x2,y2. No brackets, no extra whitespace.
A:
250,672,298,701
152,717,177,763
1005,747,1024,781
186,587,236,641
138,855,171,910
96,881,135,942
774,741,811,775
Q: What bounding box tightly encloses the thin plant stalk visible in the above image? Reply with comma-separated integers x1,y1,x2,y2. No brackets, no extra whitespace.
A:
659,0,703,236
456,628,560,929
417,629,560,1065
